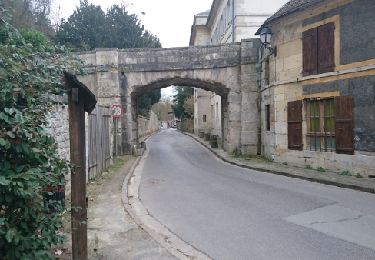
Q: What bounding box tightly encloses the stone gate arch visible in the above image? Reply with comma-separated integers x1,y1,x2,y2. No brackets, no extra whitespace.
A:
77,39,260,154
128,77,230,150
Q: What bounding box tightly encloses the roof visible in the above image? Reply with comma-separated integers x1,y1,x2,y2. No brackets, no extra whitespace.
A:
197,10,210,16
256,0,325,34
64,71,97,113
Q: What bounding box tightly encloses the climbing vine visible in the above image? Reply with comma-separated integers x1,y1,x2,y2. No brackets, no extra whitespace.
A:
0,19,82,259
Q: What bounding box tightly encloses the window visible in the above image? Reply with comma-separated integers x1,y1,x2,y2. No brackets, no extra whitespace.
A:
265,105,270,131
303,22,335,76
287,96,354,154
306,99,335,152
203,114,207,122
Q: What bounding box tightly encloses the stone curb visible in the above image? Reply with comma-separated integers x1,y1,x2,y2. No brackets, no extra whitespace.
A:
182,132,375,194
121,144,212,260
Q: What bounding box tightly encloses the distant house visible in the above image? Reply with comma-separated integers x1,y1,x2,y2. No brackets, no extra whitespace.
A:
257,0,375,175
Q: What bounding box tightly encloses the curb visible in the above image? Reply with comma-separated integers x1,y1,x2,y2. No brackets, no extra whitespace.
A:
121,143,212,260
181,132,375,194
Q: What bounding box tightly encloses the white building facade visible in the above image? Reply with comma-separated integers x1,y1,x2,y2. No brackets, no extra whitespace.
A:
190,0,287,145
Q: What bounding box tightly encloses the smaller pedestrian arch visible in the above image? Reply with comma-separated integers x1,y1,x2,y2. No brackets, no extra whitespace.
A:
78,39,260,154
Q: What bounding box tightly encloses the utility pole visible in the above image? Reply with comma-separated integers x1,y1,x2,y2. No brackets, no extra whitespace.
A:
65,72,96,260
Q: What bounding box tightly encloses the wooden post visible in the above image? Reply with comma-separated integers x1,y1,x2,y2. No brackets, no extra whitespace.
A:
65,72,97,260
68,88,87,260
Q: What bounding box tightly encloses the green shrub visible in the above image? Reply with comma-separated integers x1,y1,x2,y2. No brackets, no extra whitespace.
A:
339,170,351,176
0,21,81,259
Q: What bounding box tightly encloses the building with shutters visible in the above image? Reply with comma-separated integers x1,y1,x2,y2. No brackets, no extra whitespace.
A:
190,0,287,146
257,0,375,176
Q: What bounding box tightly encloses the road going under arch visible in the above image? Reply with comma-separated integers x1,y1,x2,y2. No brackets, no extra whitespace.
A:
139,129,375,260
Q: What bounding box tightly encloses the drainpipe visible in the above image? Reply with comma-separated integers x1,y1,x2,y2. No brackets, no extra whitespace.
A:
257,46,272,155
232,0,235,42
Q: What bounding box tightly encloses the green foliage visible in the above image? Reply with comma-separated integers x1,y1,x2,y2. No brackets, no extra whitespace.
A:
316,167,326,173
19,28,50,51
339,170,352,176
0,21,81,259
56,1,162,114
55,0,106,51
305,165,313,170
56,1,161,51
0,0,55,37
172,86,193,119
355,173,363,178
137,90,161,117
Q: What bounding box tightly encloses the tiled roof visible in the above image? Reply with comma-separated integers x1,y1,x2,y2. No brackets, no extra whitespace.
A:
256,0,325,34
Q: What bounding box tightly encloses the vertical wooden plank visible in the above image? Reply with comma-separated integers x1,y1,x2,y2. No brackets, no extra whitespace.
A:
335,96,354,154
68,89,87,260
288,100,303,150
318,22,335,73
302,28,318,76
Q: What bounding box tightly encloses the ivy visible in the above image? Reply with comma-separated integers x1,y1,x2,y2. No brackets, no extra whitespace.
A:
0,19,82,259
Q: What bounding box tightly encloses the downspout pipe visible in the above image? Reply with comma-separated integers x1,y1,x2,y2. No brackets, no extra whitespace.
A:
232,0,235,42
256,47,272,155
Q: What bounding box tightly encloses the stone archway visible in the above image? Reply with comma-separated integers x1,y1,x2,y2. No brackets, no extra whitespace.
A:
77,39,260,154
127,77,230,151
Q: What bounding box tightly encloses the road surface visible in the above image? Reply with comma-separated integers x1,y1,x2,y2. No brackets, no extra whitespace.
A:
139,129,375,260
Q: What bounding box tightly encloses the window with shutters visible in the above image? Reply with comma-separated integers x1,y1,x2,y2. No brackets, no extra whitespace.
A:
303,22,335,76
306,99,335,152
288,96,354,154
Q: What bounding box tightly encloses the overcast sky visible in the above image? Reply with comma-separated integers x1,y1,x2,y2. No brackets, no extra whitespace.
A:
54,0,213,48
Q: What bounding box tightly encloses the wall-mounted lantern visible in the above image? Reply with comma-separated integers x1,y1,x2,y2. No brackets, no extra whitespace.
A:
260,27,275,55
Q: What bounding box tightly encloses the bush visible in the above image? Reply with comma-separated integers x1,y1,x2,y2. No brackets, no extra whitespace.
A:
0,21,81,259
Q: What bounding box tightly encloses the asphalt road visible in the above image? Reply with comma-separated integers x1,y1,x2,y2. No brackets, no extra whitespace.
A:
139,129,375,260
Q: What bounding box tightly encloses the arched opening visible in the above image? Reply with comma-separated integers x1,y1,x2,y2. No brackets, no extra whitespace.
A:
128,77,230,152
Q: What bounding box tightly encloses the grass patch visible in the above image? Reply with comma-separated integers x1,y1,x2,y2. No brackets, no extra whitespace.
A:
87,155,132,198
316,167,326,173
355,173,363,178
282,162,288,166
305,165,313,170
339,170,352,176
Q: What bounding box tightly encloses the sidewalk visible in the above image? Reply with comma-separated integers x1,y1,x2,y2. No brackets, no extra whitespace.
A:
184,132,375,194
86,155,175,260
60,155,175,260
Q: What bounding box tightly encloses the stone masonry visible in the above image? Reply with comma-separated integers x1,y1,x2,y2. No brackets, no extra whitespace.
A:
77,39,260,154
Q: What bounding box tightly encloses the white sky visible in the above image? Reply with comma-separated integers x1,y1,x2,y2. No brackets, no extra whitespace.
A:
54,0,213,48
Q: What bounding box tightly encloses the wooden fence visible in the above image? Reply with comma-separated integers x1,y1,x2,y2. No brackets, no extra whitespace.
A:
87,106,111,180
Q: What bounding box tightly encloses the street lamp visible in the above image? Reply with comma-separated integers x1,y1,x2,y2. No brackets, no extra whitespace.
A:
260,27,274,55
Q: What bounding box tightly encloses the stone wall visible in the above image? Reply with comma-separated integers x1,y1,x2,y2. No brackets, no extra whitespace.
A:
138,110,160,142
45,103,71,194
77,40,260,154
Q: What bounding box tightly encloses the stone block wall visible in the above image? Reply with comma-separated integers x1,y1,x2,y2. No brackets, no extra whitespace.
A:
45,104,71,194
138,110,160,142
